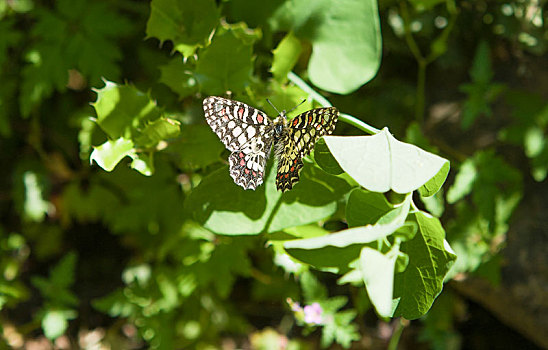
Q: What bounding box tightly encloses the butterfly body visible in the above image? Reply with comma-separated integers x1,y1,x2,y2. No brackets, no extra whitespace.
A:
203,96,338,192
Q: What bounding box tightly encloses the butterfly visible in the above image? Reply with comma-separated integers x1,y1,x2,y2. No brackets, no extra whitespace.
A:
203,96,338,192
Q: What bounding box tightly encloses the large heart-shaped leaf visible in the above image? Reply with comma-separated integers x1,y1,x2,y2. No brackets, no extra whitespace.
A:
324,129,449,195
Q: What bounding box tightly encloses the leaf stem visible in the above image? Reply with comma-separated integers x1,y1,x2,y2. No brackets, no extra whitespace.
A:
287,72,380,135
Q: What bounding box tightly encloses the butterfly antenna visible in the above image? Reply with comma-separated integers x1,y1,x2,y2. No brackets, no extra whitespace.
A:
266,99,283,115
287,99,307,114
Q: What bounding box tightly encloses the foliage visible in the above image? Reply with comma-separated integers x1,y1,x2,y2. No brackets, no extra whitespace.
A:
1,0,546,348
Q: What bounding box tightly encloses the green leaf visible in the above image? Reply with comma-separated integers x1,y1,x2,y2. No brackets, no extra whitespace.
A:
31,252,79,307
134,117,181,149
283,195,411,269
171,124,225,169
4,0,33,13
19,0,132,115
447,151,522,227
186,162,350,235
86,162,184,234
270,0,381,94
285,194,410,250
146,0,220,57
92,289,135,318
262,80,314,117
22,171,50,222
191,239,252,298
62,1,131,85
498,92,548,182
301,270,328,301
321,309,360,348
324,129,450,194
20,45,68,117
0,19,21,67
271,31,302,82
90,138,135,172
419,189,445,217
471,151,522,225
469,41,493,84
42,309,76,340
346,188,393,227
50,252,77,289
405,121,439,153
459,41,506,129
359,246,398,317
446,159,476,204
92,81,161,139
531,147,548,182
195,23,259,95
393,212,456,319
524,126,545,158
313,138,344,175
418,161,450,197
130,153,155,176
159,56,198,98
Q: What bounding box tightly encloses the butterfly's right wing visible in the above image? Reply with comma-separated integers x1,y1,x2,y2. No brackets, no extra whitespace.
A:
203,96,274,190
275,107,339,192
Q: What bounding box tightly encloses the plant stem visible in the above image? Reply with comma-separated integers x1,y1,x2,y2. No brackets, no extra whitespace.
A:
416,60,426,123
287,71,332,107
340,113,380,135
288,72,380,135
400,1,426,124
387,318,408,350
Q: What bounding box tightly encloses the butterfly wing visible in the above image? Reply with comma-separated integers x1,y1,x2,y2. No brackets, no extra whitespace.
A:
275,107,338,192
203,96,274,190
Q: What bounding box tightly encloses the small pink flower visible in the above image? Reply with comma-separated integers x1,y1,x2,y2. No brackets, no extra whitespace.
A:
303,302,323,325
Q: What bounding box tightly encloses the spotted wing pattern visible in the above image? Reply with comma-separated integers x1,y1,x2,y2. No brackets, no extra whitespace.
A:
203,96,274,190
275,107,338,192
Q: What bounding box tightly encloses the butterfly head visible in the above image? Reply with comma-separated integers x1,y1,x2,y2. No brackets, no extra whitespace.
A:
272,114,287,139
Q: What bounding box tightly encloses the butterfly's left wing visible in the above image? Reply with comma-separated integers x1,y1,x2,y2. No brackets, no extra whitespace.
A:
275,107,338,192
203,96,274,190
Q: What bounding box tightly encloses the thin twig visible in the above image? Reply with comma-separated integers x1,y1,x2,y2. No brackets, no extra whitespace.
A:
287,72,380,135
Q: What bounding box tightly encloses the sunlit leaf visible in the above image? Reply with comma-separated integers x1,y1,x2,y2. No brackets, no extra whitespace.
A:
134,117,181,149
23,171,50,222
43,310,72,339
92,81,161,139
420,189,445,217
283,195,411,270
393,212,456,319
90,138,134,172
186,162,350,235
271,31,302,82
285,194,410,250
446,160,476,204
324,129,449,194
359,246,398,317
270,0,381,94
130,153,154,176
